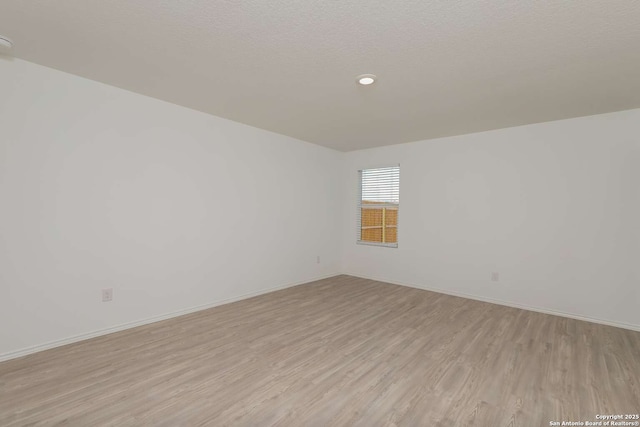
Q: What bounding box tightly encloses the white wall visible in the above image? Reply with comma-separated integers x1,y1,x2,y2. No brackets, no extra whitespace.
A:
0,58,342,359
342,109,640,330
1,56,638,361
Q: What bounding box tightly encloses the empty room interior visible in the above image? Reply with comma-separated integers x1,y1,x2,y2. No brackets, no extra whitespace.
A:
1,1,639,426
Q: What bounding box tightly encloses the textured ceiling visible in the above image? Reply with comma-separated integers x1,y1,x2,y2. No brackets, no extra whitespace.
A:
1,1,639,151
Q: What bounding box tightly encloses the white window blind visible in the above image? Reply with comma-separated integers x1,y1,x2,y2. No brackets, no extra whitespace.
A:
357,166,399,247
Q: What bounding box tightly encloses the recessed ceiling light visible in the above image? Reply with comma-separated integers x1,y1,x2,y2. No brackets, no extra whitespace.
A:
0,36,13,50
357,74,376,86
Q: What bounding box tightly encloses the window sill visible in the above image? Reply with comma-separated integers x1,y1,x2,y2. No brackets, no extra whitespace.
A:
356,241,398,248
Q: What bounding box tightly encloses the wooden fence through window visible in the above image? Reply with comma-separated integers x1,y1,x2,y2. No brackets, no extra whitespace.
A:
360,201,398,244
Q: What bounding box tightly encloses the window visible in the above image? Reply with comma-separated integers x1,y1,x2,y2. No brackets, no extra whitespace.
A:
357,166,399,247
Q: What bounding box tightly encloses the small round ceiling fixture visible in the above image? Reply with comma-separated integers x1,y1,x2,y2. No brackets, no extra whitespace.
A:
0,36,13,50
356,74,376,86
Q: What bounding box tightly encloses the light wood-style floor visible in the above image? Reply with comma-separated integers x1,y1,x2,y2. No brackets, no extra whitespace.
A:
1,275,639,426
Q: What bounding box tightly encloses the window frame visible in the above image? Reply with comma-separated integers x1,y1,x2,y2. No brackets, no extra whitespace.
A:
357,165,399,248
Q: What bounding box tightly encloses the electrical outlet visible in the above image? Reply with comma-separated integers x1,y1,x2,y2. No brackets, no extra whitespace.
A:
491,272,500,282
316,255,320,264
102,288,113,302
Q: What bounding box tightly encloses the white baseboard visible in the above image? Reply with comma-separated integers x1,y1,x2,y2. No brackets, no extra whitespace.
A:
343,272,640,332
0,273,340,362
